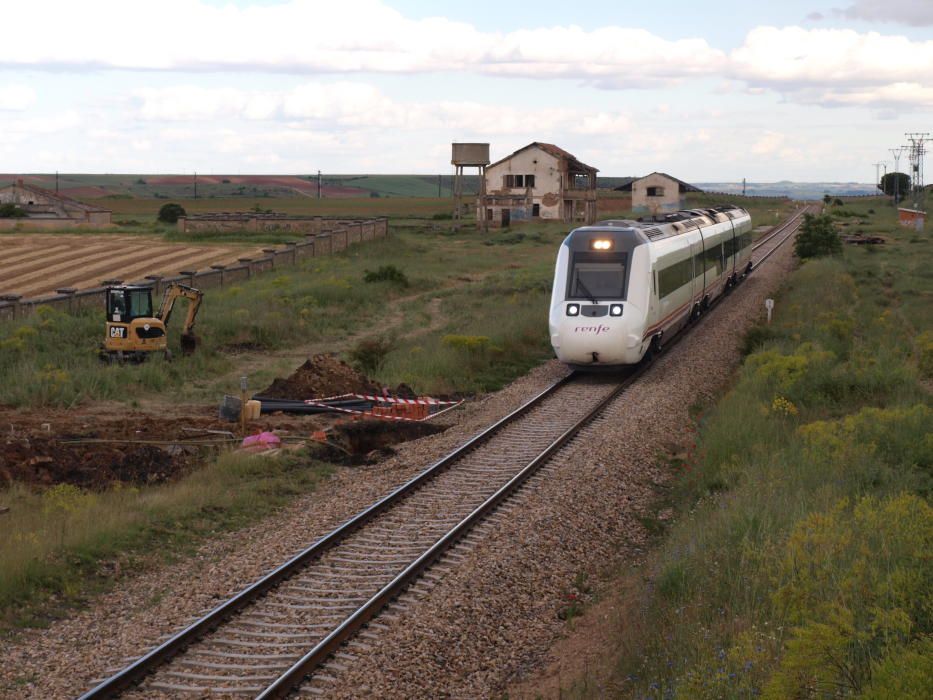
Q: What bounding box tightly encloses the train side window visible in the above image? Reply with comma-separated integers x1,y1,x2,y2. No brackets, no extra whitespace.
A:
658,257,692,298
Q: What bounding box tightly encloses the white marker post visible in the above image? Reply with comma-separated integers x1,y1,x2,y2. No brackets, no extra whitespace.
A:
765,298,774,324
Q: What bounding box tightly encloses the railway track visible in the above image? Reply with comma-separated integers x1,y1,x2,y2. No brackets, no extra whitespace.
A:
751,205,812,269
80,371,644,699
79,207,806,700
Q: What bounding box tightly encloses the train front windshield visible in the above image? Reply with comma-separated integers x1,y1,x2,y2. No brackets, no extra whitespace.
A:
567,252,628,300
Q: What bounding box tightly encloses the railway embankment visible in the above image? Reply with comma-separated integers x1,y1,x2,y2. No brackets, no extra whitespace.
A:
518,198,933,698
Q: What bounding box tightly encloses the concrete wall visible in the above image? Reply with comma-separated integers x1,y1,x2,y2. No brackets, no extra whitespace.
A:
482,148,562,226
631,173,685,214
0,217,389,323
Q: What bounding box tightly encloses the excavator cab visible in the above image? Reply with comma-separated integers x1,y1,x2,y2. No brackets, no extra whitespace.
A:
102,283,202,362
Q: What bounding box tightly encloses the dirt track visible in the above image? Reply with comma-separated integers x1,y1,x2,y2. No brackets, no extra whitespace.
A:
0,234,266,298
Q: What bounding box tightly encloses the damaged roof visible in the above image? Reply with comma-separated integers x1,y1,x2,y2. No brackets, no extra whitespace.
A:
488,142,598,173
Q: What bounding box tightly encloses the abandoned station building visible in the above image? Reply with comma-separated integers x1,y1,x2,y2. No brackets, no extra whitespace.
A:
0,179,112,229
614,172,702,214
478,142,598,228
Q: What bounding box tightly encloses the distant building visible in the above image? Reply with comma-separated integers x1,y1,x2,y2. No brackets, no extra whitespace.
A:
478,142,598,228
898,207,926,231
0,179,111,228
614,172,701,214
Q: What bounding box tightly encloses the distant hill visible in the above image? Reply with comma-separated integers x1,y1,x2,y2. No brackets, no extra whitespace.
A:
696,182,878,199
0,173,474,200
0,174,881,201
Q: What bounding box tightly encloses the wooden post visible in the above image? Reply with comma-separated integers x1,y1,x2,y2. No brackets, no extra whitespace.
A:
239,375,249,436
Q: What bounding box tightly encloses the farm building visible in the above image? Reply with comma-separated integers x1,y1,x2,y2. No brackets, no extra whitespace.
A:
898,207,926,230
0,179,111,229
478,143,598,228
614,172,702,214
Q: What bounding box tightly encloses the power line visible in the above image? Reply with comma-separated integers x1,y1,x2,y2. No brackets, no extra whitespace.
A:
905,132,929,208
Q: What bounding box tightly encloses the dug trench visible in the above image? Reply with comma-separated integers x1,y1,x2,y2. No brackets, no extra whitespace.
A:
0,354,450,491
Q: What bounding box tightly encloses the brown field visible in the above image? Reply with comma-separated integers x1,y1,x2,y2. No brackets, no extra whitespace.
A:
104,196,452,219
0,233,266,298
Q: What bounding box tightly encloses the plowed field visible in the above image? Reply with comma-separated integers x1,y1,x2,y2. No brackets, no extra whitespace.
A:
0,234,266,298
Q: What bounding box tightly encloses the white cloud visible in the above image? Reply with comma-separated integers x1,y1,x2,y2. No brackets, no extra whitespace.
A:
0,85,36,111
751,131,785,155
0,0,724,87
836,1,933,26
732,27,933,87
731,26,933,109
128,82,636,139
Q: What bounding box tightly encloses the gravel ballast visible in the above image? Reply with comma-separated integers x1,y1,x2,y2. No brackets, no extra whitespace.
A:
0,235,797,699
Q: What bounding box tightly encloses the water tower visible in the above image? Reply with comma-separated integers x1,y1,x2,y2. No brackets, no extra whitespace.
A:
451,143,490,228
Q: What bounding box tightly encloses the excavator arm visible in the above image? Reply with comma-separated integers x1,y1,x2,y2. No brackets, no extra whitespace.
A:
157,283,203,354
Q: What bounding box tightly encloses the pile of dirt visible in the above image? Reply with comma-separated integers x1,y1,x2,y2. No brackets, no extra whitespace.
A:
0,435,188,490
259,354,380,400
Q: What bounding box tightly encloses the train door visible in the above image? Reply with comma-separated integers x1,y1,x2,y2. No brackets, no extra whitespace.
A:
690,234,704,313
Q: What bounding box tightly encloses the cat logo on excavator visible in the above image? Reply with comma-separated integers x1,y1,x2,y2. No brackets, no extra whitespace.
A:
101,282,203,362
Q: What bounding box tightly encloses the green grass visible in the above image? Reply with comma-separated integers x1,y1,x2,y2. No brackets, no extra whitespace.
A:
556,197,932,698
0,449,333,630
0,220,570,408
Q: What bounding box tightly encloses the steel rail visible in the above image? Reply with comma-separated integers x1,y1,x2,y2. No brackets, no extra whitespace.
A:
751,206,808,254
257,367,642,699
751,205,812,271
77,372,576,700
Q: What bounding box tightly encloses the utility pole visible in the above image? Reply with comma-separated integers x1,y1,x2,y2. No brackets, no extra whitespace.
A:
55,171,59,194
889,148,905,203
317,170,322,199
742,177,746,196
905,132,928,208
872,162,886,192
437,174,441,197
193,171,198,199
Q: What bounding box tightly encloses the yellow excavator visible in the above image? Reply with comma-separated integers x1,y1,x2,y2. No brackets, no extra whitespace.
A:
101,282,203,362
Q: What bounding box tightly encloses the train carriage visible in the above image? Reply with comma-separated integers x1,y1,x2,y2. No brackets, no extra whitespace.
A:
549,205,753,368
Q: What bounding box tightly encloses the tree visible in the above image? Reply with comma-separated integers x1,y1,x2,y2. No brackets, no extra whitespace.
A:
794,213,841,259
823,194,832,205
879,172,910,200
0,203,26,218
157,202,187,224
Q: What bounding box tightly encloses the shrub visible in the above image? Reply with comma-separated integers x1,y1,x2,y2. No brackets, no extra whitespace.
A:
157,202,186,224
363,265,409,287
766,494,933,697
917,331,933,379
794,213,841,259
349,337,393,375
0,203,26,218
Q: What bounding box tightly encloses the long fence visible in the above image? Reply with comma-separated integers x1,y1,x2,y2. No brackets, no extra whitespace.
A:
0,217,388,322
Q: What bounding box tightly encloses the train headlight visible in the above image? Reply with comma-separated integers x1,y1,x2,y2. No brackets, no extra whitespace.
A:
610,304,623,317
566,303,580,316
591,239,613,251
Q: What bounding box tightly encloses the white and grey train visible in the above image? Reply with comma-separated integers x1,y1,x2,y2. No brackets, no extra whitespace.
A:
549,205,753,368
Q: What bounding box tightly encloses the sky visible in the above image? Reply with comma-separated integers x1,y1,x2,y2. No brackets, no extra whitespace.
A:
0,0,931,181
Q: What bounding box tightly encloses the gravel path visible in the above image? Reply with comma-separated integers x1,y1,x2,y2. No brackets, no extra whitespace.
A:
0,236,796,700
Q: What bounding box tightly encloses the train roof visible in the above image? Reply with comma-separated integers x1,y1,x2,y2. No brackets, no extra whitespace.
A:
593,204,749,241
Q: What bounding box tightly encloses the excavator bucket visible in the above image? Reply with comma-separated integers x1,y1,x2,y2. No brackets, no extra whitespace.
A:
180,332,199,355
